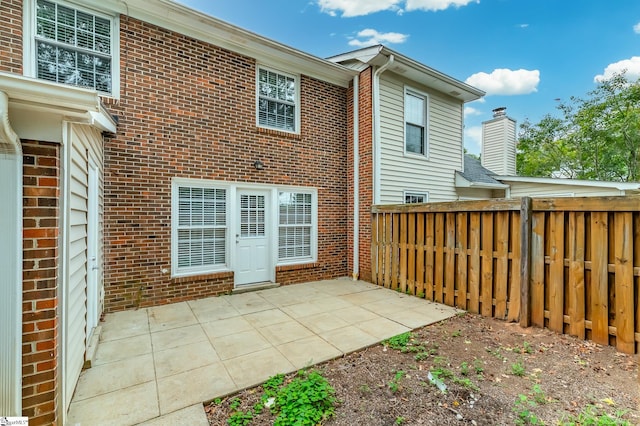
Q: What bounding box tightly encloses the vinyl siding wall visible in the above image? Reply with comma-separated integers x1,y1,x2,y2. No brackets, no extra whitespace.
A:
378,73,463,204
507,181,625,198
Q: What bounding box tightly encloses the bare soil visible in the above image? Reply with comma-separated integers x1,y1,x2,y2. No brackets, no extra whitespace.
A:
206,313,639,425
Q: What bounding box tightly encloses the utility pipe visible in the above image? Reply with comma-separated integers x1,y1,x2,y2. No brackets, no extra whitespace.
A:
352,74,359,280
372,54,394,204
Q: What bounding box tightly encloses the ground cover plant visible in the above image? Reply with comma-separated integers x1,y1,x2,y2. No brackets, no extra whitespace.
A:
206,313,638,425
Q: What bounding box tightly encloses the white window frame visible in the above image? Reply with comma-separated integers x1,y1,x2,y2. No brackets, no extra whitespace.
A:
256,65,300,134
404,191,429,204
23,0,121,98
277,190,317,264
404,86,429,157
171,178,230,277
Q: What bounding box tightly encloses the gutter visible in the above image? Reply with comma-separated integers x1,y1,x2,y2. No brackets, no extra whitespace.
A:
352,75,360,281
372,54,394,204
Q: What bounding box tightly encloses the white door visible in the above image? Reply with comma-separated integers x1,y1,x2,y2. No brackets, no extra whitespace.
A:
235,190,271,286
86,160,99,339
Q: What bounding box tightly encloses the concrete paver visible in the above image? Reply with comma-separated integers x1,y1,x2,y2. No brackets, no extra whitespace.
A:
68,278,459,425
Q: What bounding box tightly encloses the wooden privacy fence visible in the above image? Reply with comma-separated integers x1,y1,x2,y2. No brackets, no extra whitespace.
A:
371,196,640,354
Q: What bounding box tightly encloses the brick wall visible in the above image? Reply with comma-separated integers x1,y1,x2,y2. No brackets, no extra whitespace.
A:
103,17,349,311
0,0,23,74
356,68,374,282
22,141,61,426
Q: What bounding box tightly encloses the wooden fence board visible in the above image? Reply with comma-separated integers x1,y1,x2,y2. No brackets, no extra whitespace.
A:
494,211,509,319
568,212,586,339
384,213,392,288
372,213,379,284
456,212,468,310
425,214,435,301
377,214,385,286
549,211,565,333
481,212,494,317
400,213,408,293
531,212,546,328
407,213,416,295
416,213,425,297
391,214,400,290
509,211,522,322
445,213,456,306
615,212,634,353
591,212,609,345
468,212,481,314
435,213,445,303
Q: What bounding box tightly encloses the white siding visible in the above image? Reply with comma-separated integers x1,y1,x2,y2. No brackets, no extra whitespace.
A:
378,74,463,204
507,181,624,198
481,116,516,175
64,124,104,410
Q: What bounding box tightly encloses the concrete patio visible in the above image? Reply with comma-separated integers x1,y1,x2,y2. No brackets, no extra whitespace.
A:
67,279,459,425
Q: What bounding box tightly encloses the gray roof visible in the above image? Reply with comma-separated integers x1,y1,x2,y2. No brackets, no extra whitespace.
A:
458,155,504,185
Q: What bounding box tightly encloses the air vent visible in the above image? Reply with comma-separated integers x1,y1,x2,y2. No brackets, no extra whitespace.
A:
449,90,461,96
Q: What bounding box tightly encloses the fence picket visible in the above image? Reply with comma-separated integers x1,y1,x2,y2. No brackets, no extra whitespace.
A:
391,214,400,290
384,213,392,288
494,211,509,319
416,213,425,298
407,213,416,295
468,212,481,314
549,211,565,333
435,213,445,303
425,214,435,301
590,212,609,345
531,212,545,328
568,212,586,338
481,212,494,317
445,213,456,306
456,212,468,310
508,211,522,322
615,212,634,353
400,213,408,293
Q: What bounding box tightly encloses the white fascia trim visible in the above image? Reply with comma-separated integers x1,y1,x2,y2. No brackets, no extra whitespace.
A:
77,0,357,88
0,73,116,132
495,175,640,190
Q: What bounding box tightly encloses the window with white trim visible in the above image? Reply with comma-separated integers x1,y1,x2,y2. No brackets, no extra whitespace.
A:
257,67,298,132
404,192,428,204
173,184,227,275
405,89,428,155
278,192,312,260
33,0,115,94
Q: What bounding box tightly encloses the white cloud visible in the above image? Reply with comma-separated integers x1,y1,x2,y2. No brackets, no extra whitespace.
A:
518,23,529,28
405,0,478,12
634,22,640,34
464,106,482,117
348,29,409,47
317,0,476,16
464,125,483,154
594,56,640,82
465,68,540,96
318,0,402,17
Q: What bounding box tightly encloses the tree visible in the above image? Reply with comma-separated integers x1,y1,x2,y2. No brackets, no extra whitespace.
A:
517,73,640,182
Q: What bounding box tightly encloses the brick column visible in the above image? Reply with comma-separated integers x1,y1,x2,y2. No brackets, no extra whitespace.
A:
22,141,60,426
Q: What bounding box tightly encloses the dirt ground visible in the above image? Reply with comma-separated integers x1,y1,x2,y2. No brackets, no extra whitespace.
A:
206,313,639,425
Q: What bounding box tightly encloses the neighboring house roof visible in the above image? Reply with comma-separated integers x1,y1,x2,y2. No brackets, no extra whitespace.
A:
495,175,640,191
327,45,485,102
456,155,509,189
79,0,357,87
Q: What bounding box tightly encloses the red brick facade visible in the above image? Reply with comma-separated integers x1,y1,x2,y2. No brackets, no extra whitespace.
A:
22,141,61,425
0,0,23,74
102,17,349,311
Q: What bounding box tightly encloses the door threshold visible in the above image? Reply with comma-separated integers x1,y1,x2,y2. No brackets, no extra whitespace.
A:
232,282,280,294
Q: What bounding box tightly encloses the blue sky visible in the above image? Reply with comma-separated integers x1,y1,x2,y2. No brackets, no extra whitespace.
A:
179,0,640,155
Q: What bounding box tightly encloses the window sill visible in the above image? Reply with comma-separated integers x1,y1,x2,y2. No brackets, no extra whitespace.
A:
171,270,233,284
257,126,302,140
276,262,319,272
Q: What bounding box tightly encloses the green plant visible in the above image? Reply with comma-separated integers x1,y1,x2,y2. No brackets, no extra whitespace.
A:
227,410,253,426
451,330,461,337
273,370,336,426
229,397,242,411
460,361,469,376
384,332,412,351
388,370,406,393
531,385,548,405
417,291,425,298
395,416,406,425
473,358,484,375
559,405,631,426
513,394,543,425
452,376,479,391
359,384,371,394
523,341,533,354
511,361,526,377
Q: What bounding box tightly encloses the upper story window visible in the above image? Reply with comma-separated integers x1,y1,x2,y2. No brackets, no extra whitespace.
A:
28,0,118,95
405,88,428,156
404,191,428,204
257,67,299,133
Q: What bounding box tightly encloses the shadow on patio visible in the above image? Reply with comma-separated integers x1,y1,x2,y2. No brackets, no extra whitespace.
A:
67,278,460,425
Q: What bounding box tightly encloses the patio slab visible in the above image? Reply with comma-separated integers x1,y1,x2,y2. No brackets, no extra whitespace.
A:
67,278,460,425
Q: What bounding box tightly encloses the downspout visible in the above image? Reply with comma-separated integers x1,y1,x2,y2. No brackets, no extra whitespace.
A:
373,54,394,204
352,74,359,281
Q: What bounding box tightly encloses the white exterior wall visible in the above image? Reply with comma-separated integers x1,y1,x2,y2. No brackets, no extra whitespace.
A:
378,73,463,204
507,181,625,198
63,123,104,410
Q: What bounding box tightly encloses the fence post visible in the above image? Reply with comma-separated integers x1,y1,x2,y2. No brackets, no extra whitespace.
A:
520,197,532,327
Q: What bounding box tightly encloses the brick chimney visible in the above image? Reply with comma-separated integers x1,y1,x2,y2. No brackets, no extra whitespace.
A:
481,107,517,175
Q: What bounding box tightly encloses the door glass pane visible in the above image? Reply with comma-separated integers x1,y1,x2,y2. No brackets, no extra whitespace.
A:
240,194,266,237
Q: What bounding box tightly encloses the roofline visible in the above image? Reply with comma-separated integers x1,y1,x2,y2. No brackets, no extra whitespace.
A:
79,0,357,87
455,172,510,189
495,175,640,190
329,45,485,101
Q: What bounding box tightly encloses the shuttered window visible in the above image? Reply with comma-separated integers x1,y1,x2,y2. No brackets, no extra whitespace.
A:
175,186,227,274
34,0,114,93
278,192,312,260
